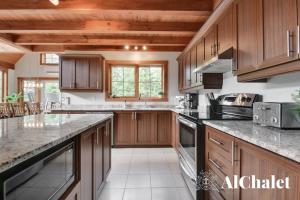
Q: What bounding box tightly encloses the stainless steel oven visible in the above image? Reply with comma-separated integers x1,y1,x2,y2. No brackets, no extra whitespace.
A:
177,116,202,200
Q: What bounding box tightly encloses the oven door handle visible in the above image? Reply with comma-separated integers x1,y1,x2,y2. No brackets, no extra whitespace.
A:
178,116,197,129
179,155,196,184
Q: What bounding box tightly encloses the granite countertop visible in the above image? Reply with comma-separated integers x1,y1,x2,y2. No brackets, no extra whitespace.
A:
203,120,300,163
50,104,183,113
0,113,113,173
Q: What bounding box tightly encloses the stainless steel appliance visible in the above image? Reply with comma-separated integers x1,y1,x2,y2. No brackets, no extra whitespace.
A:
253,102,300,129
184,93,199,110
0,139,76,200
177,93,262,200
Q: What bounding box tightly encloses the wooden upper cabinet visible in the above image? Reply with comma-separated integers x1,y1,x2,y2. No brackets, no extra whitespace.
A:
216,4,235,55
196,39,205,84
184,52,191,88
135,112,156,144
190,45,197,86
177,57,184,91
75,58,89,89
59,55,104,91
261,0,298,68
114,112,135,145
89,57,103,90
60,57,75,89
204,26,217,61
234,138,300,200
236,0,263,75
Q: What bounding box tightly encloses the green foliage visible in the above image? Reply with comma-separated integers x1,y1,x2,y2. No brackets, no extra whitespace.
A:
292,90,300,114
5,92,23,103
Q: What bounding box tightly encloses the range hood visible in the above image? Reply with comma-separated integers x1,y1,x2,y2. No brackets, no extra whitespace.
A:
193,48,234,74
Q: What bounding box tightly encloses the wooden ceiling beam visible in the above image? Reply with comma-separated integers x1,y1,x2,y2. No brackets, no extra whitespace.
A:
14,34,192,46
31,45,184,52
0,0,213,12
0,33,31,52
0,20,200,34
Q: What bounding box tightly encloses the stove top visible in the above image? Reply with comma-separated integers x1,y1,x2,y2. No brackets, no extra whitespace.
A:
178,109,252,123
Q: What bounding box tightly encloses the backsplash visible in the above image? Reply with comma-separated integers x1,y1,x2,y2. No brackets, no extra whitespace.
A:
199,71,300,104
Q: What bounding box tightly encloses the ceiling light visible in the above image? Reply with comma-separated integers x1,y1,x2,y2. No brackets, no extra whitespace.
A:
124,45,130,50
142,46,147,50
49,0,59,6
134,46,139,50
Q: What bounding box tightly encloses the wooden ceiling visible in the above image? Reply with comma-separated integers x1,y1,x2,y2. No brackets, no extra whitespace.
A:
0,0,214,52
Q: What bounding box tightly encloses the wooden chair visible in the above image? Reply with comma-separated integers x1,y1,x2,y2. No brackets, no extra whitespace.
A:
25,102,42,115
10,102,26,117
0,103,12,118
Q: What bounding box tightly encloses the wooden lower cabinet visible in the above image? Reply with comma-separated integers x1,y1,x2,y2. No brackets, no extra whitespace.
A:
205,126,300,200
234,138,300,200
64,183,81,200
79,119,112,200
171,112,179,149
114,111,172,146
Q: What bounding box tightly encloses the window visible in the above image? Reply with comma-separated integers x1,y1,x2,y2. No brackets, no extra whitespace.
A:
40,53,59,65
18,77,60,108
0,70,8,102
106,61,168,101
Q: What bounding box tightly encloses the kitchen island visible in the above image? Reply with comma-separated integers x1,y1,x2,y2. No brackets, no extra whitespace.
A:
0,113,113,200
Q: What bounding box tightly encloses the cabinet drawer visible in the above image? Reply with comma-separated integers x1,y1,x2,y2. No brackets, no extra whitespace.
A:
206,126,234,162
207,148,233,177
206,166,233,200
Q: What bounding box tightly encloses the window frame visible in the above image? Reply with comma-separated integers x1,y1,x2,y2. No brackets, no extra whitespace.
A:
40,53,59,65
17,77,59,103
0,69,8,102
105,60,168,102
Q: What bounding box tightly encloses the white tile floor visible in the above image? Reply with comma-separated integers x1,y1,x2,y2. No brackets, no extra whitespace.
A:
99,148,194,200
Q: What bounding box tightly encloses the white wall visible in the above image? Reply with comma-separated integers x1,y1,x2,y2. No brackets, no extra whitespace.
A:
199,71,300,105
14,52,180,105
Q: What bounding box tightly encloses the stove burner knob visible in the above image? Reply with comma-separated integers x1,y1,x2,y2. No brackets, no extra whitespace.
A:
271,117,278,124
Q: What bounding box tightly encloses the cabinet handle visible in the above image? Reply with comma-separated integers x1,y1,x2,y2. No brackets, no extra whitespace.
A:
209,158,222,169
132,112,134,120
135,112,137,120
211,45,213,56
297,26,300,55
69,83,72,88
96,128,99,144
287,30,294,57
96,81,99,89
231,141,234,166
209,137,223,146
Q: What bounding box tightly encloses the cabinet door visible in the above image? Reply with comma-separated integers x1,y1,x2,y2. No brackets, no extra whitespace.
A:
261,0,298,68
60,57,75,89
80,129,94,200
204,27,217,61
89,57,103,90
103,120,111,178
236,0,263,75
190,46,197,86
135,112,156,144
234,139,300,200
177,57,184,91
75,58,89,89
171,112,179,149
65,182,81,200
157,112,171,145
184,52,191,88
94,125,104,200
196,39,205,85
217,4,235,54
114,112,135,145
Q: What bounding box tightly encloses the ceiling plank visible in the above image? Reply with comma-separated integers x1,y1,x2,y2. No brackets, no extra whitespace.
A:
0,0,213,12
31,45,184,52
0,53,23,69
0,20,200,34
14,34,192,46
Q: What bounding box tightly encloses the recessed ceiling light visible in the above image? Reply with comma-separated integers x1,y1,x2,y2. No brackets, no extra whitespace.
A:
134,46,139,50
142,46,147,50
124,45,130,50
49,0,59,6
